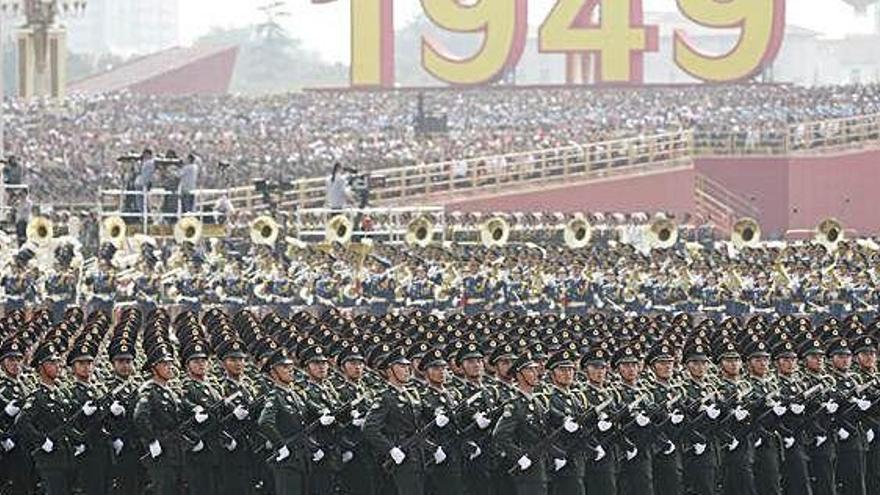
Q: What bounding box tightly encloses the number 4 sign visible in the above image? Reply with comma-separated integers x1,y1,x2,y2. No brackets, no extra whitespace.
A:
313,0,786,88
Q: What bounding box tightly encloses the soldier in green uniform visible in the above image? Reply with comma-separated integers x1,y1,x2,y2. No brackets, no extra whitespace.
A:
545,349,587,495
67,339,111,495
179,340,222,494
363,346,426,495
773,340,812,495
216,338,258,495
105,338,144,495
455,341,498,495
17,342,74,495
0,339,36,495
335,343,377,495
715,339,758,495
258,347,309,495
300,344,342,494
744,340,783,495
133,344,185,495
799,339,837,495
680,341,720,495
828,338,867,495
613,345,655,495
578,347,618,495
853,335,880,495
646,342,683,495
420,347,464,495
492,352,550,495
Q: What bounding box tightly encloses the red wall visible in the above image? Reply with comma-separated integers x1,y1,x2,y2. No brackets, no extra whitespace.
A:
445,167,696,214
130,47,239,96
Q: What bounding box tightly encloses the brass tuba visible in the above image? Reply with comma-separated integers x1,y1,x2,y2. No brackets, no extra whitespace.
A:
26,216,54,246
731,217,761,249
815,218,844,252
648,218,678,250
250,215,280,246
480,216,510,248
174,217,203,245
100,216,127,248
326,214,353,245
405,216,433,248
563,213,591,249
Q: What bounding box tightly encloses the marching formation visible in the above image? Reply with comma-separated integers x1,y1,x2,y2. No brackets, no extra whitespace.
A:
1,305,880,495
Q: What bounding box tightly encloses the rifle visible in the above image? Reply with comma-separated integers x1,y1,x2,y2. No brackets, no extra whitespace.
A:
264,396,365,463
30,382,127,456
381,392,481,471
506,423,568,475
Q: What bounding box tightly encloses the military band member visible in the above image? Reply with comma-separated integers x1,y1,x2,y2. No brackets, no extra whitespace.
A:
86,243,119,315
0,339,36,495
2,247,37,314
45,243,78,323
134,345,185,495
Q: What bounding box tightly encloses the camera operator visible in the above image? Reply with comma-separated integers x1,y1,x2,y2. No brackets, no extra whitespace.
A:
133,148,155,214
326,162,354,210
177,152,201,214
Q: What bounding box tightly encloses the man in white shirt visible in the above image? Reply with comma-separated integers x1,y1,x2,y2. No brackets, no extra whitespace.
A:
326,163,352,210
177,153,200,214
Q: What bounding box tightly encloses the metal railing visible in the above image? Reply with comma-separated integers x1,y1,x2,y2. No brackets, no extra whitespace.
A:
195,130,694,213
98,188,227,235
694,113,880,156
694,174,760,234
296,206,447,243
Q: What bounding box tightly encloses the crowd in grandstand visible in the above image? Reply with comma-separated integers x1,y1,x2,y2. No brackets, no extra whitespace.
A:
5,83,880,202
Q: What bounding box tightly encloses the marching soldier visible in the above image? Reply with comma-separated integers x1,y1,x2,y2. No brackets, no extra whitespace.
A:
614,345,655,495
179,341,222,493
455,342,498,495
799,339,837,495
67,340,111,495
545,349,588,495
715,340,758,495
335,344,377,495
492,352,551,495
419,347,464,495
579,346,619,495
134,345,185,495
744,340,783,495
17,342,75,495
105,338,144,495
773,340,812,495
299,344,342,494
216,338,258,495
680,342,720,495
0,339,36,494
828,338,868,495
646,343,684,495
363,347,426,495
853,335,880,495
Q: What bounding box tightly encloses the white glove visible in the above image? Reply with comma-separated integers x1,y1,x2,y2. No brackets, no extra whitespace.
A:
474,411,492,430
705,404,721,420
553,458,567,471
194,408,209,424
868,429,876,444
855,398,872,411
313,449,325,462
563,416,579,433
149,440,162,458
4,401,20,417
815,436,828,447
626,447,639,460
82,401,98,417
635,412,650,427
191,440,204,453
110,400,125,417
265,440,273,451
783,437,795,449
225,438,238,451
41,437,54,453
319,415,335,426
772,404,787,417
824,400,839,414
598,419,613,432
790,403,805,415
351,409,361,419
517,454,532,471
233,404,249,420
390,446,406,465
73,444,86,457
663,441,676,455
693,443,707,456
733,407,749,422
352,418,366,428
434,446,447,464
1,438,15,452
670,412,685,425
593,444,607,461
342,451,354,463
727,438,740,451
838,428,850,441
275,445,290,462
435,413,450,428
468,441,482,460
754,437,763,448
